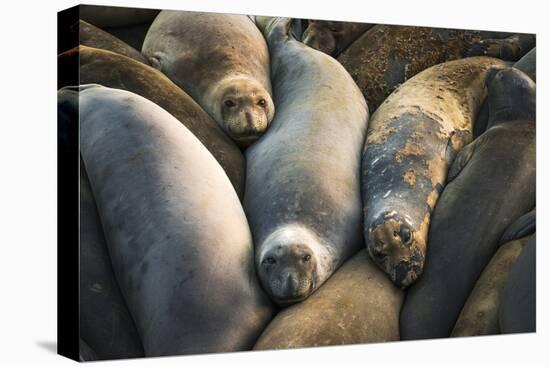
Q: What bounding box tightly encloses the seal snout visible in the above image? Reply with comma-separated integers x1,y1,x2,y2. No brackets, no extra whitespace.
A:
368,213,424,288
258,240,317,306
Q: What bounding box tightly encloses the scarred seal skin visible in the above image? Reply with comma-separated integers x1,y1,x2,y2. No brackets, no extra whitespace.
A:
246,17,369,305
338,25,533,112
500,234,536,334
78,85,273,356
301,20,373,57
361,57,509,289
253,250,403,349
58,46,245,200
400,67,536,340
58,88,144,360
142,10,274,147
451,236,530,337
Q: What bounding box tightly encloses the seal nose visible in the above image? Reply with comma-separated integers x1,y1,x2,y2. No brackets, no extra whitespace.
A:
393,261,411,288
283,271,300,297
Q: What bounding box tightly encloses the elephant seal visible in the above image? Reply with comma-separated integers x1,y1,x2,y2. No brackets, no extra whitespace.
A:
253,250,402,349
361,57,508,288
254,250,404,350
79,5,160,28
500,234,536,333
338,25,533,112
79,339,99,362
59,88,144,360
78,85,273,356
245,17,368,305
78,20,148,64
451,236,530,337
301,19,373,57
142,10,274,147
400,67,536,339
500,207,536,245
58,46,245,199
473,47,536,138
79,157,145,359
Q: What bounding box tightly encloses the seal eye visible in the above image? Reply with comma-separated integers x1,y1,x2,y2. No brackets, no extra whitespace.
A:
303,254,311,262
400,225,412,244
224,100,236,108
263,256,276,265
257,99,266,107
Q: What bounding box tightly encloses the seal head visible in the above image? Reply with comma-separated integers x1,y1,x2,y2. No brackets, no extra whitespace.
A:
256,225,330,305
206,76,274,148
367,211,425,288
485,67,536,129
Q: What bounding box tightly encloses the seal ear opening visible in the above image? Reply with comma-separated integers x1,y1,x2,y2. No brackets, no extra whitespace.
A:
148,52,164,70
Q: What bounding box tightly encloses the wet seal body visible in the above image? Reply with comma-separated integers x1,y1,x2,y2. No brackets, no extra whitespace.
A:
78,85,273,356
58,46,245,199
58,88,144,359
338,25,533,111
142,11,274,147
451,236,530,337
246,17,369,305
301,20,373,57
500,235,536,333
362,57,508,288
400,68,536,339
253,250,402,349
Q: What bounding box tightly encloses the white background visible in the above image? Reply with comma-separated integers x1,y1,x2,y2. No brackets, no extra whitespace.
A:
0,0,547,365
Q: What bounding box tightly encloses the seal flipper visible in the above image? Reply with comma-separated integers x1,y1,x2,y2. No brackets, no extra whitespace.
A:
447,137,480,183
499,208,536,245
257,17,294,44
466,34,535,61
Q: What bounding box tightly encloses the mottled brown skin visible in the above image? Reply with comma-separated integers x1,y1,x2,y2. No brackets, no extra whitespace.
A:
451,237,529,337
77,19,149,64
302,20,373,57
338,25,531,112
142,11,274,147
58,46,245,199
253,250,403,350
361,57,509,288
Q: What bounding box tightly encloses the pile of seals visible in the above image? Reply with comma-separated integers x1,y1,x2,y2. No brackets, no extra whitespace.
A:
58,5,536,361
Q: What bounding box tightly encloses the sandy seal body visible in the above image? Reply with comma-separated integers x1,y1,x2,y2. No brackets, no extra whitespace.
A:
78,85,273,356
301,20,373,57
451,236,530,337
400,67,536,339
500,235,536,333
58,46,245,199
245,17,368,305
362,57,508,288
253,250,402,349
338,25,533,112
142,10,274,147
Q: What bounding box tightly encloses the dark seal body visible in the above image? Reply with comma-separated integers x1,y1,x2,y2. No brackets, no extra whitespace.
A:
245,17,369,305
500,235,536,333
58,87,144,360
78,85,273,356
400,68,536,340
362,57,508,288
78,19,148,64
338,25,533,111
253,250,402,349
58,46,245,199
301,20,373,57
451,236,529,337
142,10,274,146
79,5,160,28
